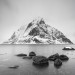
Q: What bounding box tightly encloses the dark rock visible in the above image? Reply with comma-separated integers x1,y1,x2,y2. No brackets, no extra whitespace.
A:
32,62,49,69
54,59,62,67
29,27,39,36
32,56,49,65
23,56,32,59
59,55,69,61
29,51,36,57
63,47,75,50
9,65,19,69
26,22,32,29
48,53,59,61
16,53,27,57
33,38,42,43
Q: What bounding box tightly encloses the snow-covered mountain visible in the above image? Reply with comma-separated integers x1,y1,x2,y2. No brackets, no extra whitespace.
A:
3,18,73,44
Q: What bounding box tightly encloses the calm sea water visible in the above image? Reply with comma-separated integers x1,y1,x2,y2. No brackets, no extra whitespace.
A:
0,44,75,75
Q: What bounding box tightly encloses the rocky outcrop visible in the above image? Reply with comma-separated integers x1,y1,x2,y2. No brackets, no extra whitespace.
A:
59,55,69,61
62,47,75,50
54,59,62,66
32,56,49,65
48,53,69,68
29,51,36,57
48,53,59,61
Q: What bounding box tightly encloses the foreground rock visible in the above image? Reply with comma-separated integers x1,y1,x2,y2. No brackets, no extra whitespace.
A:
32,56,49,65
48,53,69,68
54,59,62,67
60,55,69,61
48,53,59,61
29,51,36,57
63,47,75,50
16,53,27,57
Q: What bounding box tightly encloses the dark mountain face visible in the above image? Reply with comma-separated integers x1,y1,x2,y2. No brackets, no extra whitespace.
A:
3,18,73,44
29,27,39,36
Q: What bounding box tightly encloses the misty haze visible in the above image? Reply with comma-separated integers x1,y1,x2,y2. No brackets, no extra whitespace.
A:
0,0,75,75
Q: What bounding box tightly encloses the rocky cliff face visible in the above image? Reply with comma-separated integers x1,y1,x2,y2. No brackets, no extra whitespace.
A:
3,18,73,44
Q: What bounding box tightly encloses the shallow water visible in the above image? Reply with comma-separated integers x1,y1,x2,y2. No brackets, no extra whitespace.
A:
0,44,75,75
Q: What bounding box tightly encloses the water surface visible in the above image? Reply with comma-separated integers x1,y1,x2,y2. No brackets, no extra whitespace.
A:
0,44,75,75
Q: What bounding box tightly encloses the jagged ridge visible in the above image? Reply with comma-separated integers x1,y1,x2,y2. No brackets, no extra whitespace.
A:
3,18,73,44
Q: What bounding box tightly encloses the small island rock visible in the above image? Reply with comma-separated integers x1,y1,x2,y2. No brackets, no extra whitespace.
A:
63,47,75,50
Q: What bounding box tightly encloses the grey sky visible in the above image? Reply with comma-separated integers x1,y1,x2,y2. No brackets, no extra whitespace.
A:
0,0,75,43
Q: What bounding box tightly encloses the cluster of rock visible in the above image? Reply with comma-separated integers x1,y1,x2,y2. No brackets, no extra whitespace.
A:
16,52,69,68
48,53,69,67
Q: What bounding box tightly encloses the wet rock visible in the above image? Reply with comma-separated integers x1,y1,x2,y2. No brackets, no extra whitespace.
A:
32,56,49,65
48,53,59,61
63,47,75,50
54,59,62,67
23,56,32,59
16,53,27,57
8,65,19,69
29,51,36,57
59,55,69,61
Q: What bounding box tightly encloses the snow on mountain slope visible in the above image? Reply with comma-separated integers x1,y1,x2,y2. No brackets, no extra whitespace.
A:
3,18,73,44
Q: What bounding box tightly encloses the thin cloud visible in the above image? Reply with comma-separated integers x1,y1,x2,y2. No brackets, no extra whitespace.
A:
0,0,12,10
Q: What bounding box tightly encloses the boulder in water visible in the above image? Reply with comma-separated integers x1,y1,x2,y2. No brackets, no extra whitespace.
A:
59,55,69,61
63,47,75,50
16,53,27,57
48,53,59,61
32,56,49,65
54,59,62,67
29,51,36,57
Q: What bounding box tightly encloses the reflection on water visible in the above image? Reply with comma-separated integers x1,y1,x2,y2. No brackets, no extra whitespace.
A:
0,44,75,75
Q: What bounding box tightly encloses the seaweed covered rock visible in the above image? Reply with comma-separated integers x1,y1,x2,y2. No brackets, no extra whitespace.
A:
32,56,49,65
60,55,69,61
54,59,62,67
29,51,36,57
48,53,59,61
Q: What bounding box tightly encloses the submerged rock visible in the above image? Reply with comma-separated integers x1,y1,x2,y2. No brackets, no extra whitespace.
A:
48,53,59,61
29,51,36,57
59,55,69,61
54,59,62,67
8,65,19,69
23,56,32,59
32,56,49,65
16,53,27,57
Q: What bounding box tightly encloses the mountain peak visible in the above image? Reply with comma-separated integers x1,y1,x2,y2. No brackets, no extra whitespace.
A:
32,17,45,25
3,18,73,44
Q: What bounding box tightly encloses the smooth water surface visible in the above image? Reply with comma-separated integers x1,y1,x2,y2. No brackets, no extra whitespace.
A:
0,44,75,75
